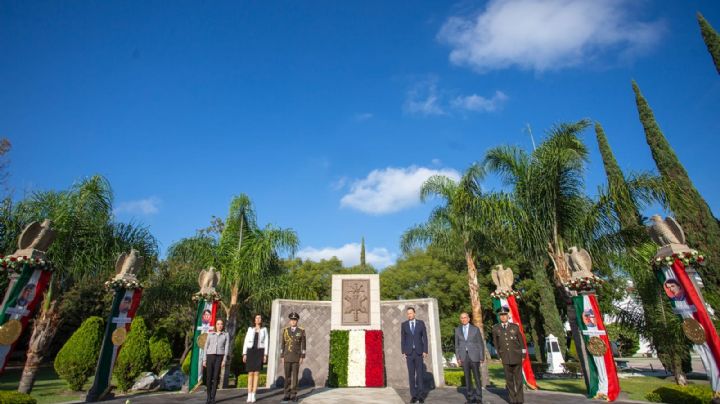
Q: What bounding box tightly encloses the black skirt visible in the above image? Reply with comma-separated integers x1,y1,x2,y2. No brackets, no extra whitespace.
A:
246,347,264,372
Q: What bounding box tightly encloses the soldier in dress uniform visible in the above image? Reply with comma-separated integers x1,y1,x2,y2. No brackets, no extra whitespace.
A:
492,307,525,404
280,312,306,403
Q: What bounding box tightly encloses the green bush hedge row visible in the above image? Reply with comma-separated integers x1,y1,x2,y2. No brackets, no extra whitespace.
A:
53,316,104,391
645,384,713,404
0,391,36,404
327,330,349,387
113,317,151,391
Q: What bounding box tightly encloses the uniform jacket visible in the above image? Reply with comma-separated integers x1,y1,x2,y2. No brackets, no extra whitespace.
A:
242,326,268,355
455,323,485,363
492,322,524,365
280,326,306,362
204,331,230,361
401,319,428,355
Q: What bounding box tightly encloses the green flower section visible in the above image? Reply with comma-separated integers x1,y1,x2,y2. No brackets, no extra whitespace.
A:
327,330,349,387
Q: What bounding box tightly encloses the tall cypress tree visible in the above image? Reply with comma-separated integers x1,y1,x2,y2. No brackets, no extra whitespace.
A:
632,81,720,306
360,237,366,268
698,12,720,75
595,121,691,384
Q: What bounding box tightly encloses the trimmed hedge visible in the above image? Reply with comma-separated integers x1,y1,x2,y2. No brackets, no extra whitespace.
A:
0,391,36,404
113,316,151,391
327,330,349,387
54,316,104,390
236,373,267,388
181,351,192,375
444,369,465,387
149,334,173,374
645,384,713,404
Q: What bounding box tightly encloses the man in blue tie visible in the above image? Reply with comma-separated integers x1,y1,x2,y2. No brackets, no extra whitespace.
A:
401,307,428,403
455,312,485,403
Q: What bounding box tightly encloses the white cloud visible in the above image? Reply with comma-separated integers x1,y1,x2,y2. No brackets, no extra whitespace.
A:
114,197,161,216
452,91,508,112
354,112,374,122
403,81,445,116
297,243,396,268
340,166,461,214
438,0,663,73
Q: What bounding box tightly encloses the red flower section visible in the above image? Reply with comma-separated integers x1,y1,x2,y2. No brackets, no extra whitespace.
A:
365,330,384,387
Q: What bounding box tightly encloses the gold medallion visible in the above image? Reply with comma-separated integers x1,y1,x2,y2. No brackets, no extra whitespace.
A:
682,318,706,345
112,327,127,346
0,319,22,345
586,336,607,356
197,333,208,348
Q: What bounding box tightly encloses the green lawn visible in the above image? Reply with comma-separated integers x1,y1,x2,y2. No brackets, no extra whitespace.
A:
0,366,86,404
445,362,712,402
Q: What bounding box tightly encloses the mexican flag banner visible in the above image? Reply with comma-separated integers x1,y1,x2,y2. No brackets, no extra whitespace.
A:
0,257,53,373
188,299,219,391
491,295,538,390
654,255,720,394
86,286,143,401
572,294,619,401
328,330,385,387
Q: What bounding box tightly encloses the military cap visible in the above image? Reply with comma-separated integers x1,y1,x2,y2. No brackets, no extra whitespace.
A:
496,306,510,315
289,312,300,320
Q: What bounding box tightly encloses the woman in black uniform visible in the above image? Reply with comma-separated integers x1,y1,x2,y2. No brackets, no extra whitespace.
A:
243,314,268,403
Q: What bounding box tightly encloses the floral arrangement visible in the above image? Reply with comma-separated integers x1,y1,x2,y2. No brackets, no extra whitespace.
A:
0,255,54,273
564,276,605,292
104,278,142,291
652,250,706,269
328,329,385,387
490,290,522,299
192,291,222,302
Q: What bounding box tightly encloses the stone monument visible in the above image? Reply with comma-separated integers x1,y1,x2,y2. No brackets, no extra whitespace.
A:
266,274,444,390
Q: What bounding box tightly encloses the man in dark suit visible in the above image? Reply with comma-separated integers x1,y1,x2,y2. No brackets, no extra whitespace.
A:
492,307,525,404
401,306,428,403
455,312,485,404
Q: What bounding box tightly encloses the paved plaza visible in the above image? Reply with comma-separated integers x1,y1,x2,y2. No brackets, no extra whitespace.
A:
101,386,647,404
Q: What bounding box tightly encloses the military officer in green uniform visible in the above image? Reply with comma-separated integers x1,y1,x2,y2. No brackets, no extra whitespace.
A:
492,307,525,404
280,312,306,403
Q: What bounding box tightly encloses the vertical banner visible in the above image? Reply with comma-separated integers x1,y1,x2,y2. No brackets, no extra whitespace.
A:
655,257,720,393
86,287,143,402
364,330,385,387
572,294,620,401
188,299,218,391
0,258,53,373
492,296,538,389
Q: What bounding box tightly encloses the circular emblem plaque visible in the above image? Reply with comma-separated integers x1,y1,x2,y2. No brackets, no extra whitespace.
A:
197,333,208,348
0,319,22,345
112,327,127,346
586,336,607,356
682,318,706,345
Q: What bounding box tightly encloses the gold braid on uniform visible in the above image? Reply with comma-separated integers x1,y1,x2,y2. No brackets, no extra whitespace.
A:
283,328,294,352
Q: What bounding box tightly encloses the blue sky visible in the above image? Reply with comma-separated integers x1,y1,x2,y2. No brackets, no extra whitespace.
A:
2,1,719,268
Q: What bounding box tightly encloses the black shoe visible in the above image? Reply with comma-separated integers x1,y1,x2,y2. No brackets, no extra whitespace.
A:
281,397,290,403
410,399,417,403
419,400,425,404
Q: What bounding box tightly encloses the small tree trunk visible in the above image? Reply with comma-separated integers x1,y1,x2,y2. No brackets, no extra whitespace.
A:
465,249,490,386
673,354,688,385
220,283,240,388
18,301,62,394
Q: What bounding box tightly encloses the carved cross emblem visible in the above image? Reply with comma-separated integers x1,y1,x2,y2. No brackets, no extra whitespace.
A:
343,283,368,322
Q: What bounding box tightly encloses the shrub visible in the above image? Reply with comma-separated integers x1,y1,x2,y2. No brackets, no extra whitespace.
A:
567,338,578,361
149,334,173,374
54,316,104,390
236,373,267,388
443,369,465,387
181,351,192,375
327,330,349,387
231,330,246,379
113,316,151,391
644,384,713,404
0,391,36,404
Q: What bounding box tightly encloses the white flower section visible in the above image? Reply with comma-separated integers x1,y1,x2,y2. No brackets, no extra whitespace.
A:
347,330,367,387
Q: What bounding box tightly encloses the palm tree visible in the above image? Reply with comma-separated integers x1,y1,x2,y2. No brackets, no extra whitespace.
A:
3,175,158,393
484,120,625,387
401,164,514,385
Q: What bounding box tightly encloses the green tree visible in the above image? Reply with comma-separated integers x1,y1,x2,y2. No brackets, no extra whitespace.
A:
5,176,158,393
360,237,366,269
484,120,627,378
54,316,104,390
402,164,515,384
284,257,374,300
114,316,151,391
595,122,690,384
632,81,720,309
149,332,174,375
698,12,720,74
380,251,469,351
0,138,10,198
